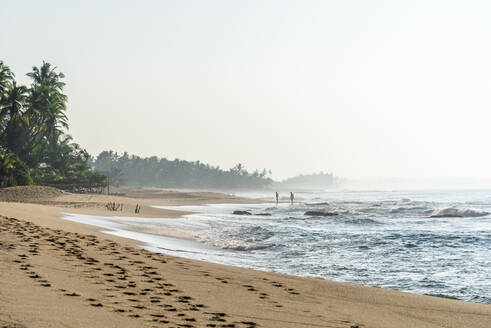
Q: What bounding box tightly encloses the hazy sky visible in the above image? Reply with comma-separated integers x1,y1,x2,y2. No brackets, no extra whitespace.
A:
2,1,491,180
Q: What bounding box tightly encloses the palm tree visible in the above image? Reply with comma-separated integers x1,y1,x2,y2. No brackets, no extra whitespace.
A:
0,61,14,96
0,61,15,126
0,81,29,153
0,149,19,187
26,61,68,144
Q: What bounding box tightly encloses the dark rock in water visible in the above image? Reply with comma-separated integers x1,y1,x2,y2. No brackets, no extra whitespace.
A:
305,211,338,217
256,213,272,216
233,210,252,215
430,214,462,218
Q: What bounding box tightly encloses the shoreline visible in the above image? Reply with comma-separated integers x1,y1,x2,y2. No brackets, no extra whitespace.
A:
61,202,490,306
1,187,490,327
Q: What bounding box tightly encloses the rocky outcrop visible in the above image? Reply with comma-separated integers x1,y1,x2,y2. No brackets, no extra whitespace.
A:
233,210,252,215
232,210,272,216
305,211,338,217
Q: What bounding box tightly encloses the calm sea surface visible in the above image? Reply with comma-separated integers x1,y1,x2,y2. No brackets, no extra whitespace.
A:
63,189,491,304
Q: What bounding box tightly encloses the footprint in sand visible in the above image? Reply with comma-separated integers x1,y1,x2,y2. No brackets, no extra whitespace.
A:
215,277,229,284
64,292,80,297
150,314,165,318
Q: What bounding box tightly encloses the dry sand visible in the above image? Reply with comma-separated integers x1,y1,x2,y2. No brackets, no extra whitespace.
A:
0,186,489,328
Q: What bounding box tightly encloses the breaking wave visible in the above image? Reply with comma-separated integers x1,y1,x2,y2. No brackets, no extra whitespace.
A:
65,188,491,305
197,225,275,251
430,208,489,218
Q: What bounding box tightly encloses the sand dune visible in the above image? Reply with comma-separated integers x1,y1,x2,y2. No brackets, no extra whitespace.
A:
0,187,490,328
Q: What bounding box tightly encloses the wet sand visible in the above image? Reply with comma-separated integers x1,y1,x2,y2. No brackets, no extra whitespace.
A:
0,187,490,328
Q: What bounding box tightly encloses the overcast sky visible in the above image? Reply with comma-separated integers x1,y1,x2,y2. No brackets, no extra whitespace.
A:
2,1,491,180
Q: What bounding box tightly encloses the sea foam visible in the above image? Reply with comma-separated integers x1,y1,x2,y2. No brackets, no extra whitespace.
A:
430,208,489,218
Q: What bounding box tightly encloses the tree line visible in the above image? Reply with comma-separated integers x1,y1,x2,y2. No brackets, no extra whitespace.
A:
1,60,332,191
92,151,273,189
0,60,273,190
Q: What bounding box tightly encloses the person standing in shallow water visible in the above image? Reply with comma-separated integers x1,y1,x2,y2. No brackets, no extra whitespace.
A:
290,192,294,204
275,192,279,204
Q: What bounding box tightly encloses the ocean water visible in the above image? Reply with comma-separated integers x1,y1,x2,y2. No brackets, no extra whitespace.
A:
62,189,491,304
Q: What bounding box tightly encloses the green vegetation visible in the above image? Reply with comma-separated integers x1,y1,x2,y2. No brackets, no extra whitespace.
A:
0,60,105,188
92,151,273,189
1,60,273,190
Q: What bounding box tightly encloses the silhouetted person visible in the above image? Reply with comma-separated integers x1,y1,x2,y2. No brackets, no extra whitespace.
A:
275,192,279,204
290,192,294,204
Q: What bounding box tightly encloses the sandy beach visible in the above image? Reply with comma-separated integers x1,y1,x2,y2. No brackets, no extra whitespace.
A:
0,186,490,328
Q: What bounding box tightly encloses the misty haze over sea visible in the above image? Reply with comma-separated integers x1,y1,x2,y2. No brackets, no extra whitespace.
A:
340,178,491,191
